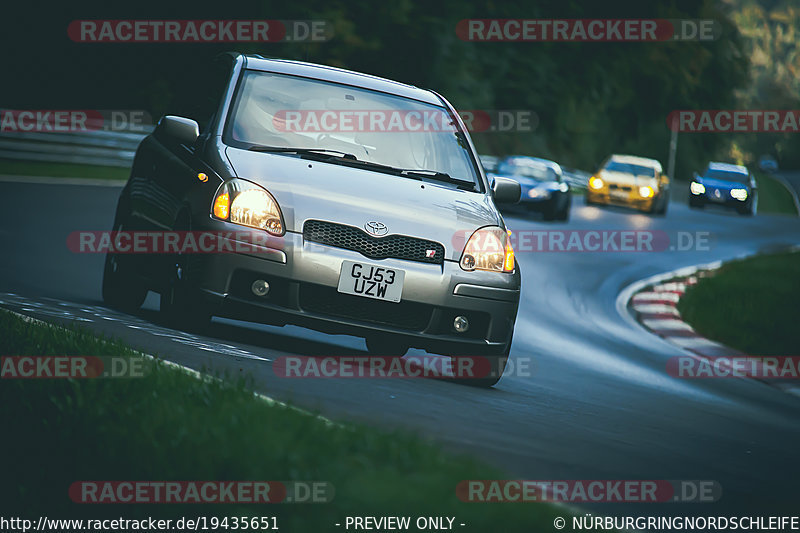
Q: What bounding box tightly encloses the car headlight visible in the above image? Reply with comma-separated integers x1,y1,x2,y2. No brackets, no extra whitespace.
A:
460,227,515,273
690,181,705,195
211,179,284,235
639,186,654,198
528,188,550,199
558,182,569,193
730,188,748,201
589,176,604,190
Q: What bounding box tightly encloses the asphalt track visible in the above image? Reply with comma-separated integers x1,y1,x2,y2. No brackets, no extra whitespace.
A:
1,178,799,517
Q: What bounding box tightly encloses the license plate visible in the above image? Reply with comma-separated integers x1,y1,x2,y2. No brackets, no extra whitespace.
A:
611,190,628,201
337,261,405,303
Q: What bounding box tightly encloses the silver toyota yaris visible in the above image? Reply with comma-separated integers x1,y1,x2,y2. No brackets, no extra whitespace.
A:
103,53,521,386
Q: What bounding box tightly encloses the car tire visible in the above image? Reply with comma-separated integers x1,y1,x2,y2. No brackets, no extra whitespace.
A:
160,258,211,331
648,195,666,216
447,336,512,388
557,197,571,221
101,221,147,312
160,212,211,331
365,335,409,356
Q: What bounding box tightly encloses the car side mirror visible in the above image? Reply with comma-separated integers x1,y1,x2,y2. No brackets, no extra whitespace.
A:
155,115,200,146
492,176,521,204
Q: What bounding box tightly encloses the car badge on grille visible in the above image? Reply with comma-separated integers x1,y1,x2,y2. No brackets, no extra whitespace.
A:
426,249,437,258
714,189,721,198
364,221,388,236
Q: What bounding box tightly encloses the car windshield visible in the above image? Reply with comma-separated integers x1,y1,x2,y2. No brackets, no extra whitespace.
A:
604,161,656,177
225,70,480,187
703,169,749,184
497,159,557,181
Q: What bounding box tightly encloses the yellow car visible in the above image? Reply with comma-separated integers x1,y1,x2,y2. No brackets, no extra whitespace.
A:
585,155,669,215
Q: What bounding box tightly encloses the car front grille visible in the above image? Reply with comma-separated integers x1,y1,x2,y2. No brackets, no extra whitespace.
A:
609,184,632,191
299,284,432,331
303,220,445,265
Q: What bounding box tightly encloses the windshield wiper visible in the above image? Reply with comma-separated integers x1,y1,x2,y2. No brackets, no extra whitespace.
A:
400,169,476,190
245,146,476,190
247,145,358,160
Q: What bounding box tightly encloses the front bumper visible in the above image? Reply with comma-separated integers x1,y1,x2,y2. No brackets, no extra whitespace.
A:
691,190,749,208
189,221,521,355
586,185,654,211
518,195,556,212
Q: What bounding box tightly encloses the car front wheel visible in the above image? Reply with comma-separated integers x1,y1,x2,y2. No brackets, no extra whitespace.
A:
447,337,512,388
102,222,147,312
160,257,211,331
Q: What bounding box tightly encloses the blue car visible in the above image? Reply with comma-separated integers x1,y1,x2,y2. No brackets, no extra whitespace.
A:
689,162,757,216
490,156,571,221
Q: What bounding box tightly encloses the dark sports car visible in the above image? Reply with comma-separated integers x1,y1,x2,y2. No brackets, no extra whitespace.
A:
689,162,757,216
490,156,571,221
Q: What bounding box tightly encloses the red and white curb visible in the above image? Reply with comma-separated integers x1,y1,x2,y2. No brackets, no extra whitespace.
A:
619,258,800,398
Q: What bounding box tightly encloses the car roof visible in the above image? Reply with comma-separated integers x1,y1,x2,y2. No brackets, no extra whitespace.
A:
706,162,748,174
503,155,562,171
242,55,443,106
608,154,662,171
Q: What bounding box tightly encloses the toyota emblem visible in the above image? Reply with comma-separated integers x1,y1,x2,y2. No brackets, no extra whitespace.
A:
365,221,388,236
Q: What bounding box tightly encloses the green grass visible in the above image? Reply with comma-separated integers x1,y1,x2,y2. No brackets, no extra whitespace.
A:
0,158,129,181
0,310,565,530
678,250,800,355
754,171,798,216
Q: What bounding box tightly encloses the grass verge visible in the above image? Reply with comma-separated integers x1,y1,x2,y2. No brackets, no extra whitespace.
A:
0,158,129,181
754,171,798,216
677,250,800,355
0,310,564,531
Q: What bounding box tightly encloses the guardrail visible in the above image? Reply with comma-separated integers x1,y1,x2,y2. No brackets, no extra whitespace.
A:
0,128,151,168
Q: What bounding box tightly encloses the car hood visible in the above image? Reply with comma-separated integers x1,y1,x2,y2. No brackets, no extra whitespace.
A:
225,148,501,261
696,177,746,190
599,170,657,187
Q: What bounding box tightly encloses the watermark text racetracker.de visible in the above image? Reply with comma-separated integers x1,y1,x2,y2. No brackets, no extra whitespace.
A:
68,19,331,43
0,356,149,379
271,109,537,133
0,109,152,132
67,231,285,254
69,480,333,504
668,356,800,379
668,109,800,133
457,479,721,503
456,19,721,42
273,355,534,380
455,230,713,253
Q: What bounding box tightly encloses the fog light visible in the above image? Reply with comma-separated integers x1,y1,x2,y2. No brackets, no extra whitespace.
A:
461,254,476,270
453,315,470,333
251,279,270,297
